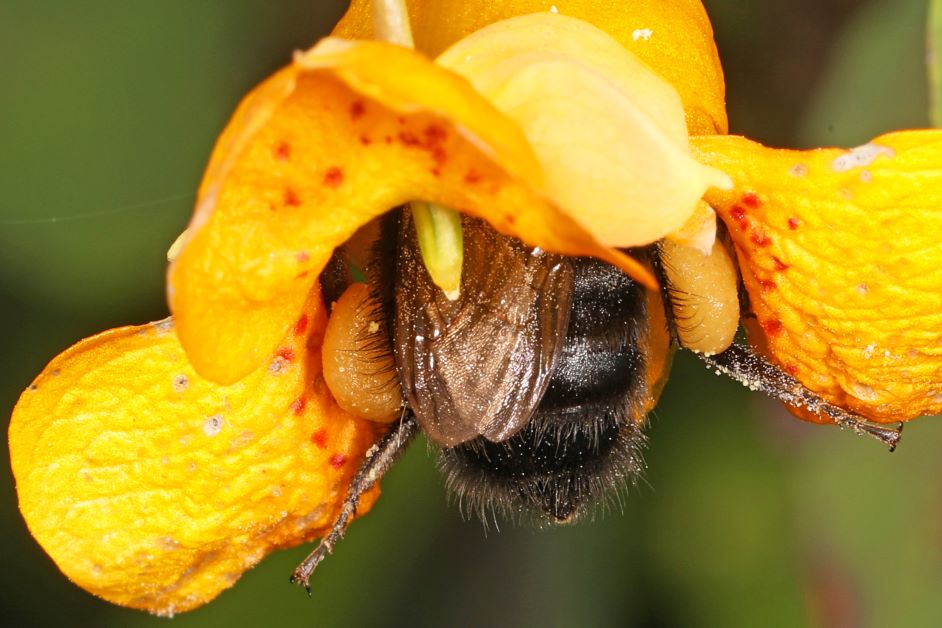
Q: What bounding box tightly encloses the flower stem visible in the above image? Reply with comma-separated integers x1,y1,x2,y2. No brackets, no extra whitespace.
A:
410,202,464,300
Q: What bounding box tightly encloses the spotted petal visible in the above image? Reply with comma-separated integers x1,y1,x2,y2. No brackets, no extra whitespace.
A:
693,130,942,422
9,292,378,615
168,38,652,384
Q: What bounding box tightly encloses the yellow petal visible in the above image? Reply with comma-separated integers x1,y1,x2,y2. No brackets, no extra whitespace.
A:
334,0,727,135
9,293,379,615
169,38,652,384
437,13,731,248
692,130,942,422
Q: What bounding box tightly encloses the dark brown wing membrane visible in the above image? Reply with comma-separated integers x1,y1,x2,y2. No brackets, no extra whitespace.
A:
394,212,574,447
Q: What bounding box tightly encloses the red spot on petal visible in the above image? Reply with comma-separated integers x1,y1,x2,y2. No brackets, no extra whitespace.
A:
742,192,761,209
464,170,482,184
284,188,301,207
750,231,772,247
384,135,393,144
273,141,291,161
291,396,307,416
323,167,344,188
294,314,309,337
784,363,799,376
359,135,372,146
277,348,296,362
398,131,420,147
729,205,748,229
297,251,310,263
788,217,801,230
329,453,347,469
772,256,790,271
759,279,776,294
349,100,365,121
310,429,328,448
424,124,447,143
762,319,784,336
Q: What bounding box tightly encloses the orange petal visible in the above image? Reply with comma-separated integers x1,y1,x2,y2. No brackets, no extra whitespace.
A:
693,130,942,423
436,13,731,249
169,38,651,384
9,292,379,615
334,0,727,135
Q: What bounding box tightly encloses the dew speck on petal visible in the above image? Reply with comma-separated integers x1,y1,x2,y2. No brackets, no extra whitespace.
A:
269,356,288,375
831,143,895,172
203,414,224,437
789,163,808,177
172,374,189,392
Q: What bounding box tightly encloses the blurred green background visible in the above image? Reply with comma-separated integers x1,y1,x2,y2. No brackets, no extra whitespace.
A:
2,1,938,626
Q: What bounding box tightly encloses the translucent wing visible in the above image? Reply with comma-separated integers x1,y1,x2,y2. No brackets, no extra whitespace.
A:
394,213,574,446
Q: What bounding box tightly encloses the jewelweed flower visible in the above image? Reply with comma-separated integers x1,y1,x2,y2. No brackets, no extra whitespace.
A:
10,0,942,616
695,132,942,423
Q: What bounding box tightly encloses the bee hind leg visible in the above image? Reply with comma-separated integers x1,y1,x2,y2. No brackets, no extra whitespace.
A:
290,410,419,593
696,344,903,452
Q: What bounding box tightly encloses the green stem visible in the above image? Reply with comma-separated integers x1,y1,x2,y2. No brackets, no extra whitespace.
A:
411,202,464,300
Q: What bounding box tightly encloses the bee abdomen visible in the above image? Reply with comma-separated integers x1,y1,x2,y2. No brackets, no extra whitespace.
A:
441,257,653,524
540,335,644,408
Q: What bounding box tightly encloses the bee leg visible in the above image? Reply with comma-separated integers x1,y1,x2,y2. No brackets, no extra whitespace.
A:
696,344,903,452
290,411,420,593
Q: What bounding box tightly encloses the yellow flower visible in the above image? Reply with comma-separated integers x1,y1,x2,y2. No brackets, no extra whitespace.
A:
9,0,942,617
693,132,942,423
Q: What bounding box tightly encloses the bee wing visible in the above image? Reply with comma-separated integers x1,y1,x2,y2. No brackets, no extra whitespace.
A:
395,213,574,447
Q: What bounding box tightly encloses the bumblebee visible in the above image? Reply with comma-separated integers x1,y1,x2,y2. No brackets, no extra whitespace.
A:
292,209,902,587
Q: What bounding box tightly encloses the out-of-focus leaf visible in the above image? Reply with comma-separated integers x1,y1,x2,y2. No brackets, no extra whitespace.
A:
929,0,942,126
798,0,929,147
